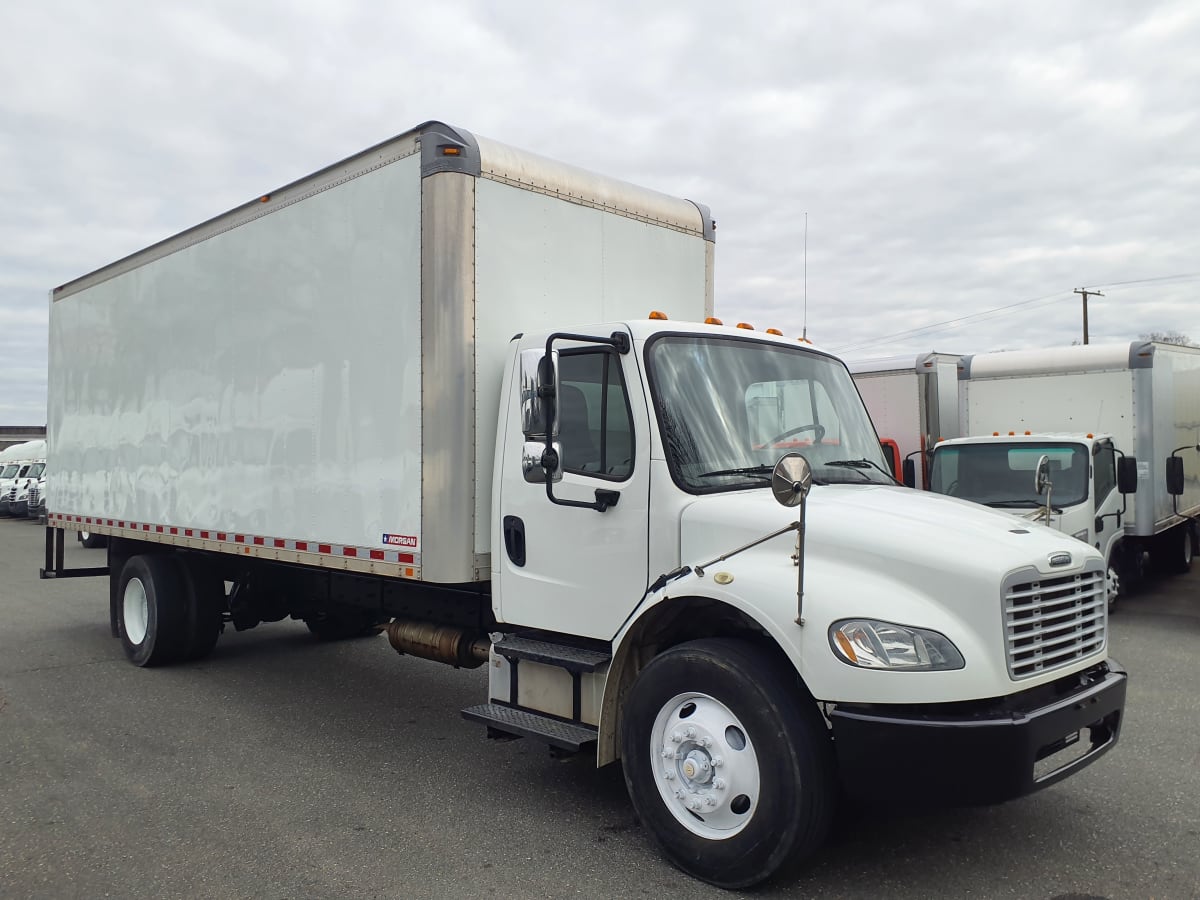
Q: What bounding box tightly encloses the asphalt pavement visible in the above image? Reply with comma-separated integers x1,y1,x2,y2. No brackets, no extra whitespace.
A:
1,518,1197,899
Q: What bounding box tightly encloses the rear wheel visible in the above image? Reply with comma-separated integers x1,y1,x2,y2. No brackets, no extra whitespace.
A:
79,531,108,549
118,555,188,666
174,555,226,661
620,638,835,889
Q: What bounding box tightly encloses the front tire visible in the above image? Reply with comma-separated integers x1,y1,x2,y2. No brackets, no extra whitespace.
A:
620,638,835,889
117,555,189,667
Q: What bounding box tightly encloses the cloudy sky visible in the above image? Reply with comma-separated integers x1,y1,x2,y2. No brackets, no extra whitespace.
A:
3,0,1197,423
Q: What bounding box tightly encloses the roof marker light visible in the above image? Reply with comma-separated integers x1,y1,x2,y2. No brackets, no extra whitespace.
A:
1087,433,1094,438
441,146,462,156
736,322,754,330
649,310,668,320
1008,431,1015,436
766,328,783,336
259,195,271,203
705,316,723,325
993,432,1000,436
1025,431,1031,435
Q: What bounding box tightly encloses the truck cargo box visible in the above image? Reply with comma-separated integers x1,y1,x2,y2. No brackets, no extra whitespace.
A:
47,121,715,583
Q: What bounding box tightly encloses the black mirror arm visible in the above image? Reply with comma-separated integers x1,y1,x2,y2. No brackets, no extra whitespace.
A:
540,330,631,513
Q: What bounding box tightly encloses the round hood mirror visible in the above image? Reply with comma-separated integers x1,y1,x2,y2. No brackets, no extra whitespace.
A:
771,453,812,508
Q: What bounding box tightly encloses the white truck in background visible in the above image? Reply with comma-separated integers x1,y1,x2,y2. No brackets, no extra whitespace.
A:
848,352,963,488
929,341,1200,598
0,439,45,517
42,121,1126,888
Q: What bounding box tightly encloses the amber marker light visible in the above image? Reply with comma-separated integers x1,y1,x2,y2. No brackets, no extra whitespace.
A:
704,317,723,325
649,310,669,320
259,195,271,203
766,328,783,336
440,146,462,156
736,322,754,330
834,631,858,663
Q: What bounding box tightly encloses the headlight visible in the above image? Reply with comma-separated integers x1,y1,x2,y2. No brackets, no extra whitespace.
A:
829,619,965,671
1071,529,1089,542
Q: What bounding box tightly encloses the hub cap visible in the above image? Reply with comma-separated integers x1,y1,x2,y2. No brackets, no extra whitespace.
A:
123,577,149,646
650,692,760,839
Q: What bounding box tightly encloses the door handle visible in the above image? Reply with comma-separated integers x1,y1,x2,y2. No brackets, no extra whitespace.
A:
503,515,526,567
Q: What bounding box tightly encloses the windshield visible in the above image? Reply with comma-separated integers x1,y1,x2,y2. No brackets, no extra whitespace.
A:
646,334,892,491
0,464,17,479
27,462,45,477
929,442,1089,508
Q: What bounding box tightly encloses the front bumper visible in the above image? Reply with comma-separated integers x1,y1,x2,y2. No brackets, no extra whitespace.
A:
829,659,1126,806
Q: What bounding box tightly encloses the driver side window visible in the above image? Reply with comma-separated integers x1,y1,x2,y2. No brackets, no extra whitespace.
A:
557,350,635,480
1093,441,1117,505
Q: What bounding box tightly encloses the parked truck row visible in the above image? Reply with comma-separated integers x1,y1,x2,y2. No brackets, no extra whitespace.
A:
0,439,47,520
850,343,1200,603
42,121,1126,888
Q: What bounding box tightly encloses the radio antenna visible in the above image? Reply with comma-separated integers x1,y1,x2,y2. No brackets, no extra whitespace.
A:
802,213,808,341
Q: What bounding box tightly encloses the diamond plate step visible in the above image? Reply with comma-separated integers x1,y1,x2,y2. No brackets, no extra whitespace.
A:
492,636,611,672
461,703,599,752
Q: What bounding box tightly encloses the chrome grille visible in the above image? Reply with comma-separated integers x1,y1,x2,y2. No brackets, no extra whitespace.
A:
1004,569,1106,680
27,485,39,507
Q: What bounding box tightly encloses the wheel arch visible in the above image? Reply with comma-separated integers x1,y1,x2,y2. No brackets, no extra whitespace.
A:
596,594,813,766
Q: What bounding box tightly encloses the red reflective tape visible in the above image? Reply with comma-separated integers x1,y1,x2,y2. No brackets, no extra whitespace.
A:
185,529,194,537
342,547,357,557
296,541,308,551
170,527,178,535
399,553,414,565
200,531,210,539
234,534,245,544
142,524,150,531
217,533,227,541
318,544,332,555
369,549,385,560
253,536,264,546
155,526,164,533
273,538,285,548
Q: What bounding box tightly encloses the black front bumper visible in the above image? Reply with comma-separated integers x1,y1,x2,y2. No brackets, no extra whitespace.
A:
829,659,1127,806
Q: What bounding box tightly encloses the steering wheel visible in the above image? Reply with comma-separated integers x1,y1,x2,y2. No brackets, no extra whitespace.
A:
765,423,826,446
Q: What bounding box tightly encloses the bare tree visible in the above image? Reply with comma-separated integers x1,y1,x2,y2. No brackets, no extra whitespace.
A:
1139,330,1194,346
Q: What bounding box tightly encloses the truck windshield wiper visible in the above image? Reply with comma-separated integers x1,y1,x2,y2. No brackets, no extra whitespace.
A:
986,499,1041,508
825,458,901,485
699,465,773,481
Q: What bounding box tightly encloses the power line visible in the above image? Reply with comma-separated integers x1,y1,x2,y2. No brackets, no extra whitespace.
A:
830,273,1200,355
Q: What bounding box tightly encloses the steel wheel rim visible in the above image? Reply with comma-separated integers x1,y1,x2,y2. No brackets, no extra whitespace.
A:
123,577,149,646
649,691,761,839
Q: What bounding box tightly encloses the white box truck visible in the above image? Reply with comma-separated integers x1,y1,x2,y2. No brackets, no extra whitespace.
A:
42,121,1127,888
928,341,1200,598
848,352,963,488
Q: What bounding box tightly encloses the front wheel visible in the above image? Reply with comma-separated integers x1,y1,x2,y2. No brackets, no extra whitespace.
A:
621,638,834,889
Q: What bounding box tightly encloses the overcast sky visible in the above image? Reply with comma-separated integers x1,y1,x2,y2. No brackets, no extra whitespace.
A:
3,0,1197,423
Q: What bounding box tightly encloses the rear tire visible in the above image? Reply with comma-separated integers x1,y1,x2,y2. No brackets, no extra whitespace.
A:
1152,524,1193,575
117,555,189,667
79,531,108,549
620,638,835,889
174,555,226,661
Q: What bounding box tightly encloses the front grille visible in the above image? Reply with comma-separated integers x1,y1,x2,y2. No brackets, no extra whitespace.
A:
27,485,39,507
1004,569,1106,680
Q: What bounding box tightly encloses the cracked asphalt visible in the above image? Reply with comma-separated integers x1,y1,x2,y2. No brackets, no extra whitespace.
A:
1,518,1197,899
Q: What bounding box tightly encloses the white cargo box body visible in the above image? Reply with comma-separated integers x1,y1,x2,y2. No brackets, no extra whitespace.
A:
848,352,961,489
48,122,714,583
958,341,1200,535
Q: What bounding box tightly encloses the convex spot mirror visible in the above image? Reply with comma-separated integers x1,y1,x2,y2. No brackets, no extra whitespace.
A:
771,453,812,508
1034,454,1051,496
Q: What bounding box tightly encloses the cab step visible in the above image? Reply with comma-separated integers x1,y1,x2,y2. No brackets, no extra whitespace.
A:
492,635,611,672
461,703,598,752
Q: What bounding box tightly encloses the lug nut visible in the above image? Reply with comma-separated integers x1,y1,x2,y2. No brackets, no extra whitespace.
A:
714,778,726,790
671,731,683,743
711,756,724,768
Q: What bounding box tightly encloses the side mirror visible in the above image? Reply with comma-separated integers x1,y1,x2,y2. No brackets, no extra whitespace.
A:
1117,456,1138,494
1166,455,1185,496
519,348,559,439
902,457,916,489
1034,454,1051,496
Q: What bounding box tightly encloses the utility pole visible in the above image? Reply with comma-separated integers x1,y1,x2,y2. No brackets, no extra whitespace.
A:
1074,288,1104,344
